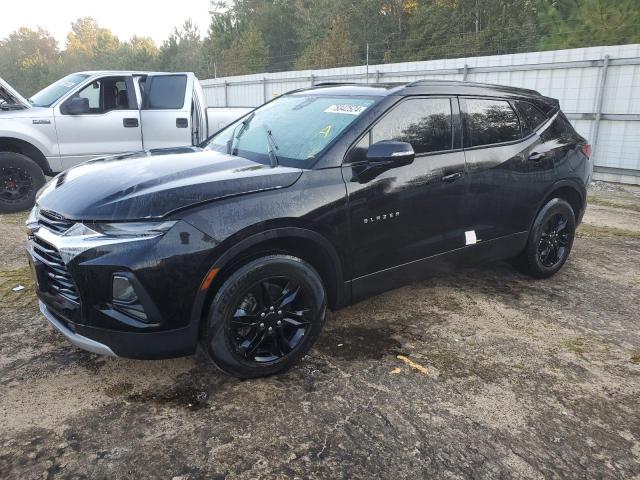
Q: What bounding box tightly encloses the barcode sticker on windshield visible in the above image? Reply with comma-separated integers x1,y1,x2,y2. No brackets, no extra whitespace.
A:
324,104,367,115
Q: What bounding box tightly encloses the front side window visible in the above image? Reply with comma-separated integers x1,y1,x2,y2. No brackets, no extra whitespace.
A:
371,98,453,154
64,77,132,114
205,95,376,168
30,73,89,107
465,99,521,147
347,97,453,163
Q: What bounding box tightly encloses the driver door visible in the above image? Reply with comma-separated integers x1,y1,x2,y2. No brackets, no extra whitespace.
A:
342,97,468,300
54,75,142,170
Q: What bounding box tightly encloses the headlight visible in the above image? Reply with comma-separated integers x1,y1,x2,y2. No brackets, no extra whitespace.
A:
63,221,177,238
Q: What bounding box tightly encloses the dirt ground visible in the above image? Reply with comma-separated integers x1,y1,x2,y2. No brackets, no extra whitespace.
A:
1,182,639,480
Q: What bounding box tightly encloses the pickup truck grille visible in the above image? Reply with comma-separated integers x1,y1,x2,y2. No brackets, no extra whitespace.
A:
38,209,74,234
30,235,80,303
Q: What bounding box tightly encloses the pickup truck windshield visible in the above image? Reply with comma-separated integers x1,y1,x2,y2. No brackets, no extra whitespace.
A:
205,95,376,168
30,73,89,107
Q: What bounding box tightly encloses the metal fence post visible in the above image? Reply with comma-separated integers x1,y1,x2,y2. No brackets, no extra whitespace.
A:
310,74,315,86
223,81,228,107
591,55,610,160
262,77,267,103
375,70,380,83
463,64,469,81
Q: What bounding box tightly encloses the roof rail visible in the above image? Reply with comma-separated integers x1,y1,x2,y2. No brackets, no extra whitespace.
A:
406,79,541,95
312,82,359,87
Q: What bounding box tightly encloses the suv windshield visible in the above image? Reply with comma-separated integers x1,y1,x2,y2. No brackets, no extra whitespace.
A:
205,94,376,168
30,73,89,107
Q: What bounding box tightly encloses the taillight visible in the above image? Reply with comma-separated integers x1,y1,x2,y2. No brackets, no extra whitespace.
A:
580,144,592,158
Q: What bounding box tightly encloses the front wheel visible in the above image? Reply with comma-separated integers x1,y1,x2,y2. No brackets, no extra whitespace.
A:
0,152,46,213
513,198,576,278
202,255,327,378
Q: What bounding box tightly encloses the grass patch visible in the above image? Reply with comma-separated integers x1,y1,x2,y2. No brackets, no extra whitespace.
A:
577,224,640,239
631,354,640,365
0,264,37,311
588,197,640,213
563,337,588,355
0,212,29,226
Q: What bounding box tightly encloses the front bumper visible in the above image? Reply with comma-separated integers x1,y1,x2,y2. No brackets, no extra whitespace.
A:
39,301,116,356
28,215,218,359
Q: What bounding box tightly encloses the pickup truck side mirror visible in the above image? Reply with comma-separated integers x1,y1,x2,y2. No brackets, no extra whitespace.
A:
366,140,415,167
62,97,90,115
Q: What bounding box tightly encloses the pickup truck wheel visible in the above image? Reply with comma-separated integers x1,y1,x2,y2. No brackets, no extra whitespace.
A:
202,255,327,378
0,152,45,213
513,198,576,278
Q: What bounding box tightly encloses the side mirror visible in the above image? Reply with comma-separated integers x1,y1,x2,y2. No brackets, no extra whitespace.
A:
366,140,415,166
62,97,90,115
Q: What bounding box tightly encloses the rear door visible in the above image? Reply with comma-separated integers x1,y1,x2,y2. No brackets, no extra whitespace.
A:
140,73,193,149
54,75,142,170
460,97,540,242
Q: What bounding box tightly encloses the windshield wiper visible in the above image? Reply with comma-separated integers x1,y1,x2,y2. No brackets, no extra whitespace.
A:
227,112,256,155
262,124,280,168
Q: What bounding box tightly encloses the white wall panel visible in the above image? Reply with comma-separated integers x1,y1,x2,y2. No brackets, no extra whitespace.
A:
202,45,640,181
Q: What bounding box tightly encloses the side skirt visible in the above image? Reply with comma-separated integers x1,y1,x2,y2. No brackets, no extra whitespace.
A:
351,231,528,304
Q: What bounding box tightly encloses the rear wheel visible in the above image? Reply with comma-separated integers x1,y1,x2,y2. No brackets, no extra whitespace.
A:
202,255,327,378
513,198,576,278
0,152,45,213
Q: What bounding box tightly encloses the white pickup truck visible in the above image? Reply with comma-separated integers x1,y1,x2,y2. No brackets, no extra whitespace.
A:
0,71,251,212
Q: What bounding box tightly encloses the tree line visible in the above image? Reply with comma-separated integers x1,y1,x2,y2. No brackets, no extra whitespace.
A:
1,0,639,96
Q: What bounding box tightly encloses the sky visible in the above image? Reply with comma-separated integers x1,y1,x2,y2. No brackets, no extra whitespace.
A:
0,0,213,46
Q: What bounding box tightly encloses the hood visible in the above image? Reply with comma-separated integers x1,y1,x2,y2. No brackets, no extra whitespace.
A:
0,77,31,110
36,147,303,221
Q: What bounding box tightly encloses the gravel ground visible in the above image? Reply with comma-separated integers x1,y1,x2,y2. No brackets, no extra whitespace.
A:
1,184,639,480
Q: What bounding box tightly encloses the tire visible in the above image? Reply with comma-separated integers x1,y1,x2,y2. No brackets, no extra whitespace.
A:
513,198,576,278
0,152,45,213
202,254,327,378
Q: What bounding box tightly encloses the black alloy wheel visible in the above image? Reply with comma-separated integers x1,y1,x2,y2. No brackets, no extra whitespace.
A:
513,197,576,279
203,254,326,378
537,212,571,267
230,277,311,363
0,152,46,213
1,165,34,204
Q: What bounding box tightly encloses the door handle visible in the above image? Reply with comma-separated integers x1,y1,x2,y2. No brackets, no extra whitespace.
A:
441,171,463,183
528,152,545,162
123,118,139,128
176,118,188,128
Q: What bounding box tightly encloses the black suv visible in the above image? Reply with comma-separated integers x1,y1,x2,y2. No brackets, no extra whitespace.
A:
27,81,592,378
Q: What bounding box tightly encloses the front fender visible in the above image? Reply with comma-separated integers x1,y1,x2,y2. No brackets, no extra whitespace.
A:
0,112,60,171
189,226,348,329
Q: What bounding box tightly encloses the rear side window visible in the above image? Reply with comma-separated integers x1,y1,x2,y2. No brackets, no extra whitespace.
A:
370,98,453,154
143,75,187,109
465,99,521,147
516,101,548,135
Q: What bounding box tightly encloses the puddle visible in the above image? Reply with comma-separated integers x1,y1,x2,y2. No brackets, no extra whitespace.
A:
315,325,402,361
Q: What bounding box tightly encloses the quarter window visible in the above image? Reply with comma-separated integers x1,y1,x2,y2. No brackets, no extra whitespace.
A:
370,98,453,154
465,99,521,147
516,101,548,135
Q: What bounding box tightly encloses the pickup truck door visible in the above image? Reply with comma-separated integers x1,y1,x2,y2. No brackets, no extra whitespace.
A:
139,73,194,149
54,75,143,170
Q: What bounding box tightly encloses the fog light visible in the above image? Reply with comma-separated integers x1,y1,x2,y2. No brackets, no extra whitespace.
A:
112,274,148,322
113,275,138,304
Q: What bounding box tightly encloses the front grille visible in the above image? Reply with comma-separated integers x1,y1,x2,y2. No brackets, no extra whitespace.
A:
30,235,80,303
38,209,74,234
